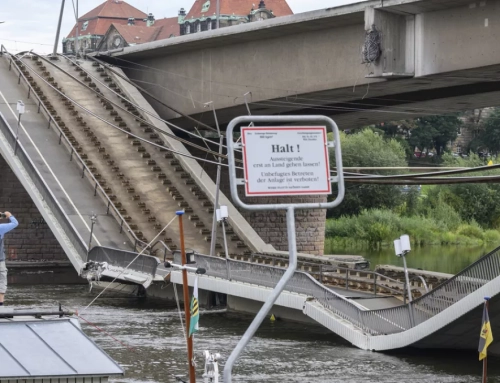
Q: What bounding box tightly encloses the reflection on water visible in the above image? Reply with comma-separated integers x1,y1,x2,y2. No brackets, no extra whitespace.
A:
8,284,500,382
329,245,497,274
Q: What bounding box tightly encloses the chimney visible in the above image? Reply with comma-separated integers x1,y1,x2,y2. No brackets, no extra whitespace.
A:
145,13,155,27
178,8,186,23
127,17,135,26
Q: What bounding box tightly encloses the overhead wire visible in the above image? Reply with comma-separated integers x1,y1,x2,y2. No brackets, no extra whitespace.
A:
13,53,239,169
36,53,231,162
81,214,178,313
89,55,218,132
101,55,485,116
83,55,249,160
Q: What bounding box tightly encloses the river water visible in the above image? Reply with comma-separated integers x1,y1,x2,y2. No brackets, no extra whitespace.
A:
330,244,498,274
8,283,500,383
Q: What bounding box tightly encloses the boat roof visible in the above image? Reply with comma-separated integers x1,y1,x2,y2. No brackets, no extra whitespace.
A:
0,317,124,379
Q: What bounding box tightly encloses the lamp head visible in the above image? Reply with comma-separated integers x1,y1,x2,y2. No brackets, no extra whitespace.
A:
400,234,411,253
394,239,402,257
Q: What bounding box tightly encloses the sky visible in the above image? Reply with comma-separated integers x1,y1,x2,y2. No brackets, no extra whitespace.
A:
0,0,354,54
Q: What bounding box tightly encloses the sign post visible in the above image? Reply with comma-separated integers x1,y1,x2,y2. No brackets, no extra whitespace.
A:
223,115,344,383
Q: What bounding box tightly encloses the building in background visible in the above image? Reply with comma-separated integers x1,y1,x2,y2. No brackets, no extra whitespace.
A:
97,17,178,52
64,0,293,55
63,0,148,55
178,0,293,35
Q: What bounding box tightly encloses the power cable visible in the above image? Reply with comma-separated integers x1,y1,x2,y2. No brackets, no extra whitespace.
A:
34,53,229,162
90,55,218,132
14,53,239,169
101,55,485,116
81,214,178,313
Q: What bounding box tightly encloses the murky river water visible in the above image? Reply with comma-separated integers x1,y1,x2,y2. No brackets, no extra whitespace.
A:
8,283,500,383
331,244,498,274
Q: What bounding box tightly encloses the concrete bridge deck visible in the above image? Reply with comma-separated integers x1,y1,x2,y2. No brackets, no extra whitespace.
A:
145,248,500,355
0,58,132,252
99,0,500,131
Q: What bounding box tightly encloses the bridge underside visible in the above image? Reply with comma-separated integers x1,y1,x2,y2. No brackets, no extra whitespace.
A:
99,0,500,130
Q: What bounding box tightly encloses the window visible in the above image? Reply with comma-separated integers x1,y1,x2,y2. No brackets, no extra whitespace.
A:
186,23,191,34
201,1,211,13
196,23,201,32
82,21,89,31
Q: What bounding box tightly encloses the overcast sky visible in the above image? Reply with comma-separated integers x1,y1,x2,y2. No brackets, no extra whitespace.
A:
0,0,354,54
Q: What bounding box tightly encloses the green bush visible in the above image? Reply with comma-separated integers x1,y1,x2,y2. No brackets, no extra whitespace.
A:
484,230,500,243
457,222,484,240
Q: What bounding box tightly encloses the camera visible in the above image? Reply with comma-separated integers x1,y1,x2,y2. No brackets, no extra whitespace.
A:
0,213,6,219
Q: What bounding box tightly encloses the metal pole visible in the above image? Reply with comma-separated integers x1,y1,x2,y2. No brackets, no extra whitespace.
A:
221,219,229,260
87,214,97,253
210,135,224,257
402,254,412,302
178,211,196,383
223,206,298,383
216,0,220,29
14,113,21,154
482,299,490,383
75,0,79,58
53,0,65,56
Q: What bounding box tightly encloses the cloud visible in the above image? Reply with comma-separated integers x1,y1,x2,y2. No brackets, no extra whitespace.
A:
0,0,351,54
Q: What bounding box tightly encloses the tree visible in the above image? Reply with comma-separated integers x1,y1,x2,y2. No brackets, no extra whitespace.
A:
328,129,407,218
409,115,462,156
476,108,500,155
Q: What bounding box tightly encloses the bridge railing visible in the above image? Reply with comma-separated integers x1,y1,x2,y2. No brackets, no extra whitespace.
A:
88,246,159,277
4,51,167,256
178,246,500,335
0,112,88,263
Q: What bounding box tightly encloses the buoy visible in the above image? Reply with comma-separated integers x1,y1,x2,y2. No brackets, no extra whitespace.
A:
270,314,276,322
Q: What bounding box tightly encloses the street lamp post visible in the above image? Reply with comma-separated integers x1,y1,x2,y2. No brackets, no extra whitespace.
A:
88,213,97,253
394,234,412,302
14,100,25,154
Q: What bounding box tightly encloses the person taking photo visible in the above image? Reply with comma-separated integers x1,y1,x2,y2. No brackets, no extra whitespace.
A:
0,212,18,306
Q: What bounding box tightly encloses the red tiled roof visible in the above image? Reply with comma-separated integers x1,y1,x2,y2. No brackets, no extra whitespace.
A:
154,17,180,40
67,18,148,38
112,24,161,44
66,0,148,38
79,0,147,20
185,0,293,20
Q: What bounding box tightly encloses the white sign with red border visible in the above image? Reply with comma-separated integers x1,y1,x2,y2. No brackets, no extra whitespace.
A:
241,126,331,196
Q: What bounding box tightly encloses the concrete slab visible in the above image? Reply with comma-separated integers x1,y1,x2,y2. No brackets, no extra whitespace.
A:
0,58,133,252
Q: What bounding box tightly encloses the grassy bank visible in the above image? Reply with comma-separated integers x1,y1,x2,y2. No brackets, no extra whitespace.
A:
325,209,500,252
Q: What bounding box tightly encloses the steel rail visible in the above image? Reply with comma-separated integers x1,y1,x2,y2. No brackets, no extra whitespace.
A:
90,54,218,132
33,52,230,162
7,52,153,254
64,54,247,165
14,53,230,168
344,175,500,185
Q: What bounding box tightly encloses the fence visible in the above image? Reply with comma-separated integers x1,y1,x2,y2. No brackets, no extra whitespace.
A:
175,245,500,335
88,246,159,277
0,110,88,263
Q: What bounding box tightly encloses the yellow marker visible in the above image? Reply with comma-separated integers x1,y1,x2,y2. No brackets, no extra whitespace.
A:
488,160,493,166
270,314,276,322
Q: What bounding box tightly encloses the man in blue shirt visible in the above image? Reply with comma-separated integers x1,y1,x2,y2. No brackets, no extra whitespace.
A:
0,212,18,306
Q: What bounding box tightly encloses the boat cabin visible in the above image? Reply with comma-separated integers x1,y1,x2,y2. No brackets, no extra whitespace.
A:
0,313,123,383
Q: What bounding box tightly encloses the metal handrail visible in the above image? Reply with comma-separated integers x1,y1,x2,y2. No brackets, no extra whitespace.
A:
6,51,155,254
11,51,175,259
180,246,500,335
245,252,407,298
0,111,88,262
88,246,159,277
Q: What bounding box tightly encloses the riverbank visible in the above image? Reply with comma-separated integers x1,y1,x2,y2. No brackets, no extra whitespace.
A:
325,209,500,251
